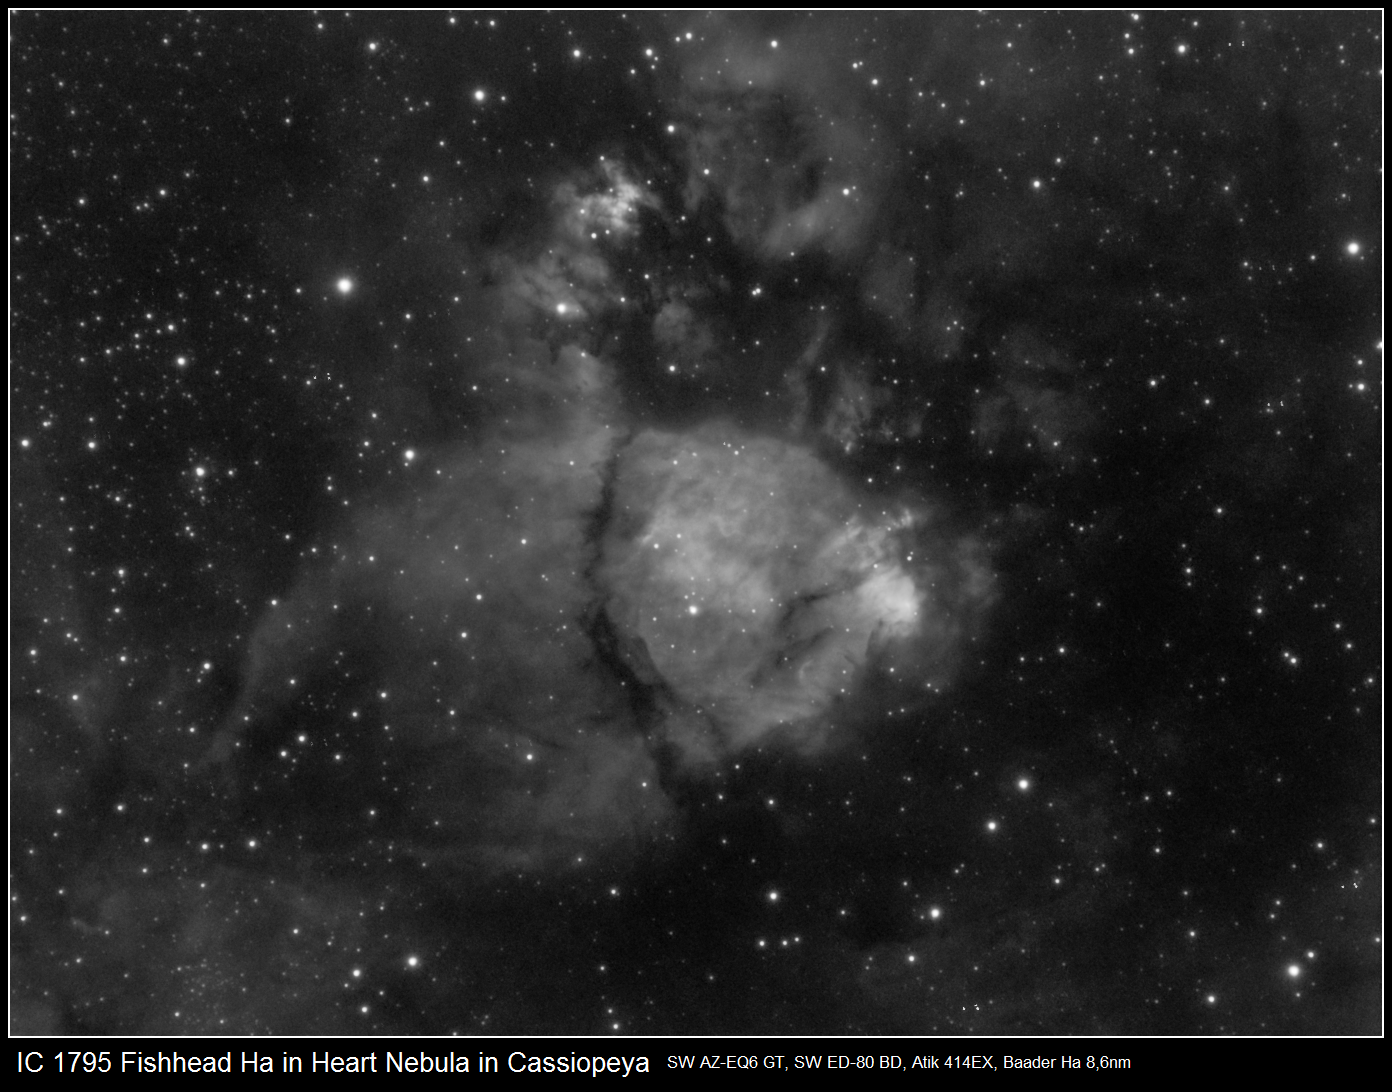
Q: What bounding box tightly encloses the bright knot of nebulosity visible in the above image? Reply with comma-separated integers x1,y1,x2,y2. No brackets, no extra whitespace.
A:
596,425,928,758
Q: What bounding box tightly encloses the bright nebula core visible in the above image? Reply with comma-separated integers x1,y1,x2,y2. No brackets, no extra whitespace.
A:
598,425,960,760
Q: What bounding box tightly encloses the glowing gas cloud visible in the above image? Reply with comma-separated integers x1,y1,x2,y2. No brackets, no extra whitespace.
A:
597,424,985,761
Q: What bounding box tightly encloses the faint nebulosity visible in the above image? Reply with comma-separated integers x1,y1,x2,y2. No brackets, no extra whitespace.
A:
10,12,1381,1035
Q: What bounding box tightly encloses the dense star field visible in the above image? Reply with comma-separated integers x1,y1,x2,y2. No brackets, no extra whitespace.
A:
10,12,1381,1036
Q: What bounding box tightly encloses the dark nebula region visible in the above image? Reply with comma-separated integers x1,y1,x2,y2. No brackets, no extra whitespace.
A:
9,12,1381,1036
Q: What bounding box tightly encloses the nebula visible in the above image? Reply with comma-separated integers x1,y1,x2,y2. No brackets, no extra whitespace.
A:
597,424,968,761
212,348,990,874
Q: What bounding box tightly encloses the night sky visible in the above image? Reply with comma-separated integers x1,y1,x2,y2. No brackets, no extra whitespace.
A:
10,12,1382,1037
